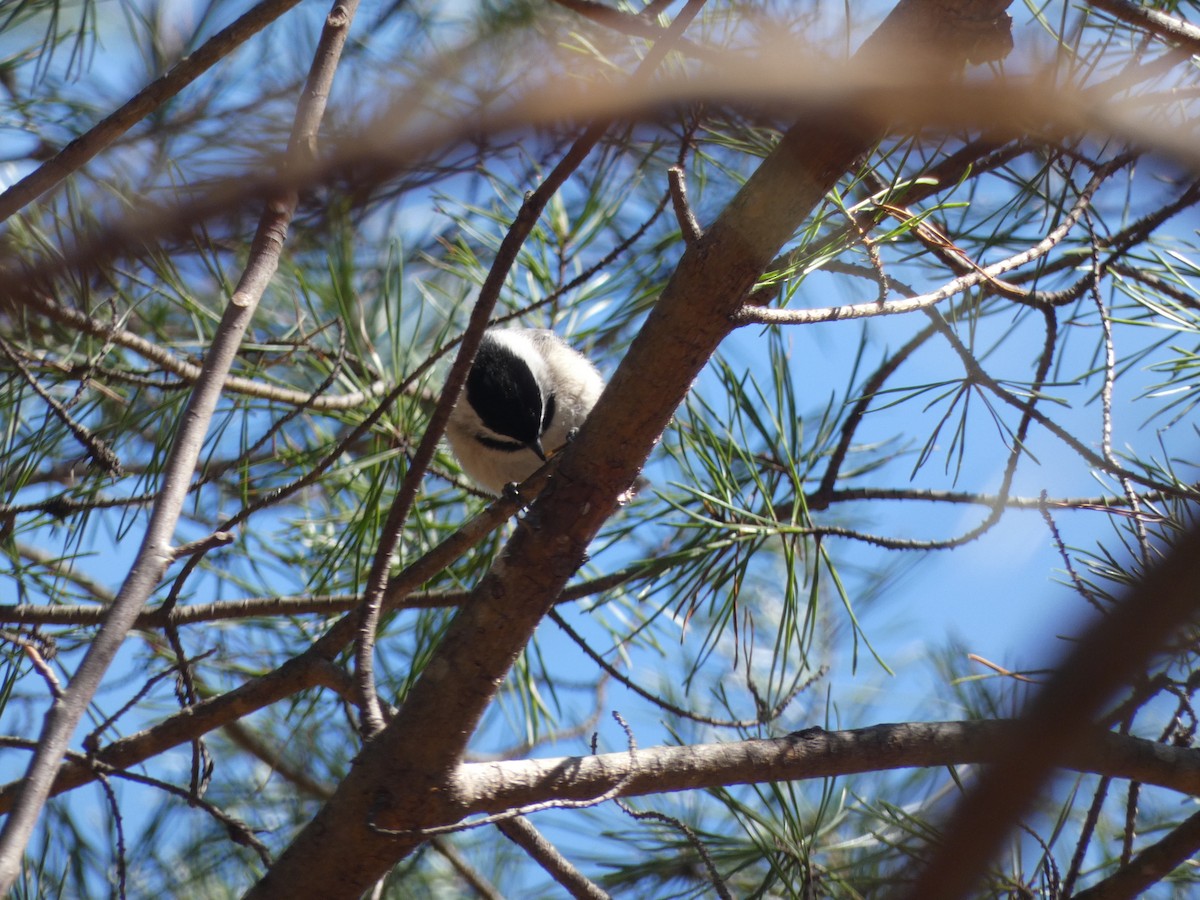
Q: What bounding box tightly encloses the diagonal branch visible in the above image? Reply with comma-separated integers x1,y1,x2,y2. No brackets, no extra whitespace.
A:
1071,806,1200,899
0,0,360,890
903,512,1200,898
0,0,306,222
497,817,611,900
350,0,712,735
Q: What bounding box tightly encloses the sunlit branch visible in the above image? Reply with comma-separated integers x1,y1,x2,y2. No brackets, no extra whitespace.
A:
449,721,1200,814
735,155,1114,326
1086,0,1200,57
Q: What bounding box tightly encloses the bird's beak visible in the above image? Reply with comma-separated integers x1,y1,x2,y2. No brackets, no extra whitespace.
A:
529,437,548,462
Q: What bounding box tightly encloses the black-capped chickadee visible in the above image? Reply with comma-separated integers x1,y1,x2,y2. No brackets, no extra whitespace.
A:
446,327,604,495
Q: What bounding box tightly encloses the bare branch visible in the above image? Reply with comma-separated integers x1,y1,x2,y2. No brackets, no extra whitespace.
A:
497,817,611,900
449,722,1200,814
668,165,703,244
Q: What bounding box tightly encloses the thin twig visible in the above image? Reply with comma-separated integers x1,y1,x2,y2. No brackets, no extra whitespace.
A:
93,772,128,900
1085,209,1153,567
169,530,235,563
1039,492,1107,615
615,800,731,900
0,334,123,475
549,609,806,727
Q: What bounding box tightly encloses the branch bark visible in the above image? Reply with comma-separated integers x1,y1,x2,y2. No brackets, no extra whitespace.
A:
451,722,1200,814
2,720,1196,831
497,817,611,900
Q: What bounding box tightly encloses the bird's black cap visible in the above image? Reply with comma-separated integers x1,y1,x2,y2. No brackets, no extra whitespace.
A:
467,335,545,447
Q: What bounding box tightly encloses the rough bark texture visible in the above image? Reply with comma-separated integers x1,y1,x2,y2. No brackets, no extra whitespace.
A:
246,2,1014,896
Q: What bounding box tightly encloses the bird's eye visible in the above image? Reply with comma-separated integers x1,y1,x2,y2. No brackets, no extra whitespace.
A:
541,393,556,435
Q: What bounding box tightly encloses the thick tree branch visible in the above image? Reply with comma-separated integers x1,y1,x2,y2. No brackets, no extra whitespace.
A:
448,722,1200,816
2,720,1196,834
246,2,1016,897
350,0,710,733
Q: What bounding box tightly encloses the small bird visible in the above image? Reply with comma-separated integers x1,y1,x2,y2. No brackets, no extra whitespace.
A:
446,327,604,495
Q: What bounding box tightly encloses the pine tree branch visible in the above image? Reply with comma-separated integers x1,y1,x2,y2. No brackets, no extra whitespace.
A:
0,0,306,222
444,721,1200,815
245,2,1017,897
0,0,360,889
497,817,611,900
904,514,1200,898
